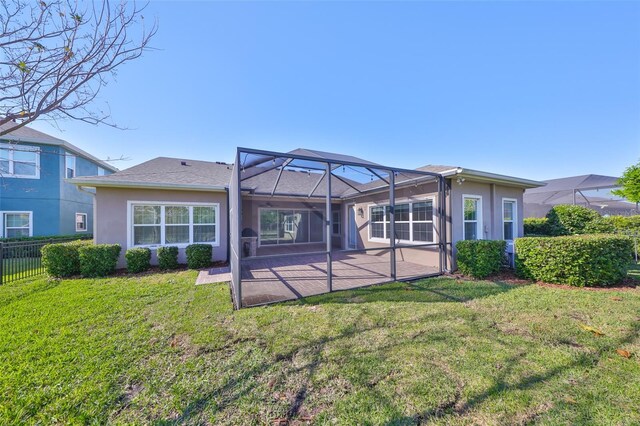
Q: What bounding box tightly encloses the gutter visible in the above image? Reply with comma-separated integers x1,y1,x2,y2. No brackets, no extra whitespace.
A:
439,167,544,189
67,178,228,192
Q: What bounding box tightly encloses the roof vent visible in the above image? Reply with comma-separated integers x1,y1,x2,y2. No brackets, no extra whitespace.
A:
180,161,188,166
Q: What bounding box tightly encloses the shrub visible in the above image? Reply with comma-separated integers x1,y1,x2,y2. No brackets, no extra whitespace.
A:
185,244,212,269
523,217,549,236
515,235,633,287
125,247,151,273
41,240,92,277
78,244,121,277
456,240,506,279
607,215,640,233
157,246,179,270
545,205,602,236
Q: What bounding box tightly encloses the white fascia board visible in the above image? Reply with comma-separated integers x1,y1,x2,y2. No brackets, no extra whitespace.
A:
67,178,228,192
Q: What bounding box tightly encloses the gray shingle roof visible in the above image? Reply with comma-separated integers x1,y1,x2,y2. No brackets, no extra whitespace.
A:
241,168,358,197
72,157,233,188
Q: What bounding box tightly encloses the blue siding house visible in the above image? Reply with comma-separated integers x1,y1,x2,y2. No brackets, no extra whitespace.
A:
0,124,118,238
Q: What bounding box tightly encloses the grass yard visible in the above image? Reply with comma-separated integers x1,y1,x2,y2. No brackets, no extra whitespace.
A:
0,272,639,425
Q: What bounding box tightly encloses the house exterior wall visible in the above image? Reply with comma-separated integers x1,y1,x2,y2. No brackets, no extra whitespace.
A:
0,142,112,238
93,187,228,267
344,181,445,269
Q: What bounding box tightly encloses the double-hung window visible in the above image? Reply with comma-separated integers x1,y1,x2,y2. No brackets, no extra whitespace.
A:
332,210,341,236
463,195,482,240
130,203,219,247
75,213,88,232
65,153,76,178
502,199,517,241
2,212,32,238
97,167,106,176
368,198,435,243
0,143,39,178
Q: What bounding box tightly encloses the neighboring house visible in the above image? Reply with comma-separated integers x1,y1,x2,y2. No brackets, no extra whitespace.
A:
0,124,118,238
523,174,638,218
72,148,543,308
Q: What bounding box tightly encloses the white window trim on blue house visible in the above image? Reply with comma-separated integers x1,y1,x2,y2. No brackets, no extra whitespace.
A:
0,143,40,179
0,211,33,238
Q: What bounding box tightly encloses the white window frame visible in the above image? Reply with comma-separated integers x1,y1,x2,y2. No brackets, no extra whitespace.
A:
126,201,220,249
257,207,325,247
75,212,88,232
502,198,517,241
367,197,436,244
1,211,33,238
97,167,106,176
0,143,40,179
462,194,483,240
65,152,76,179
332,210,341,236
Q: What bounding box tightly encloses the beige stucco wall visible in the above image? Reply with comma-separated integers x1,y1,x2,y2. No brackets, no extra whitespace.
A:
449,181,524,243
94,187,228,268
344,181,444,269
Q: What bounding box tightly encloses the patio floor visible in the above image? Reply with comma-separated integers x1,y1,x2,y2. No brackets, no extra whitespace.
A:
240,251,440,307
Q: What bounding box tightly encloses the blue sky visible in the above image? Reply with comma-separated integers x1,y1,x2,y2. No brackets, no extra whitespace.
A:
31,0,640,181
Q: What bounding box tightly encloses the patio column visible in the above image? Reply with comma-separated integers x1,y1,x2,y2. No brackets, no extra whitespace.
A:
389,170,396,280
326,162,333,292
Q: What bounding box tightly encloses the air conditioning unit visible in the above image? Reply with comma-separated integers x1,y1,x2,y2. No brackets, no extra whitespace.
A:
505,241,515,268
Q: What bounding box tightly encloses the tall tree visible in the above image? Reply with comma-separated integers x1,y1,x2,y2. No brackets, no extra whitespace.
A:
0,0,157,136
612,161,640,204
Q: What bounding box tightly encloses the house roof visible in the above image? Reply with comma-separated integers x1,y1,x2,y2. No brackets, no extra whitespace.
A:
70,157,233,191
71,151,545,194
525,174,619,194
0,123,119,172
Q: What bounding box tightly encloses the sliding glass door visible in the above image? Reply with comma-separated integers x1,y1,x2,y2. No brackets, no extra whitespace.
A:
259,208,324,246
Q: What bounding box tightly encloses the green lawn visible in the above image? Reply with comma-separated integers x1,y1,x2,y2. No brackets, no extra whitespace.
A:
0,272,639,425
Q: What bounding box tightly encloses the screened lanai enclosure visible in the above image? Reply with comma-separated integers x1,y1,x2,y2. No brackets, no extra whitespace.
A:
230,148,449,308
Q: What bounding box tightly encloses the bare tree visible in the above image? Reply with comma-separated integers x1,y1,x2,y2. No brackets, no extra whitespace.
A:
0,0,157,136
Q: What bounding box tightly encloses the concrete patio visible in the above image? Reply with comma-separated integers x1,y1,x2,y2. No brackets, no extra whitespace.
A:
239,250,439,307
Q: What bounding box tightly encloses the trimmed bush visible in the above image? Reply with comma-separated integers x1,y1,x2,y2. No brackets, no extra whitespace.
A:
523,217,550,236
41,240,92,277
185,244,212,269
515,235,633,287
456,240,506,279
606,215,640,233
545,205,602,236
125,247,151,273
157,246,179,270
78,244,121,277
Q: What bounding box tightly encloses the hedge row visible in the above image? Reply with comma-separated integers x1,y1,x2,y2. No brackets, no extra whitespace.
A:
524,205,640,237
42,241,214,278
515,234,633,287
455,240,506,279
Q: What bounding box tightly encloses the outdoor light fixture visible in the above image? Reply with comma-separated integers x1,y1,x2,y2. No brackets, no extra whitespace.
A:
358,207,364,217
456,177,465,185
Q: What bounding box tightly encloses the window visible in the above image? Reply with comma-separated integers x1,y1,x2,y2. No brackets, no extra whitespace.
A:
463,195,482,240
259,208,324,245
503,199,517,241
75,213,87,232
2,212,32,238
97,167,106,176
129,203,219,247
332,210,341,236
368,199,435,243
65,153,76,178
0,143,39,178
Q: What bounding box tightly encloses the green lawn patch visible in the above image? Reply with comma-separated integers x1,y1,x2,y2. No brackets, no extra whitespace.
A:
0,272,639,424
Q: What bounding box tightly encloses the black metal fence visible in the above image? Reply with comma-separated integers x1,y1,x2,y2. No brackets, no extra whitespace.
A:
0,237,91,285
